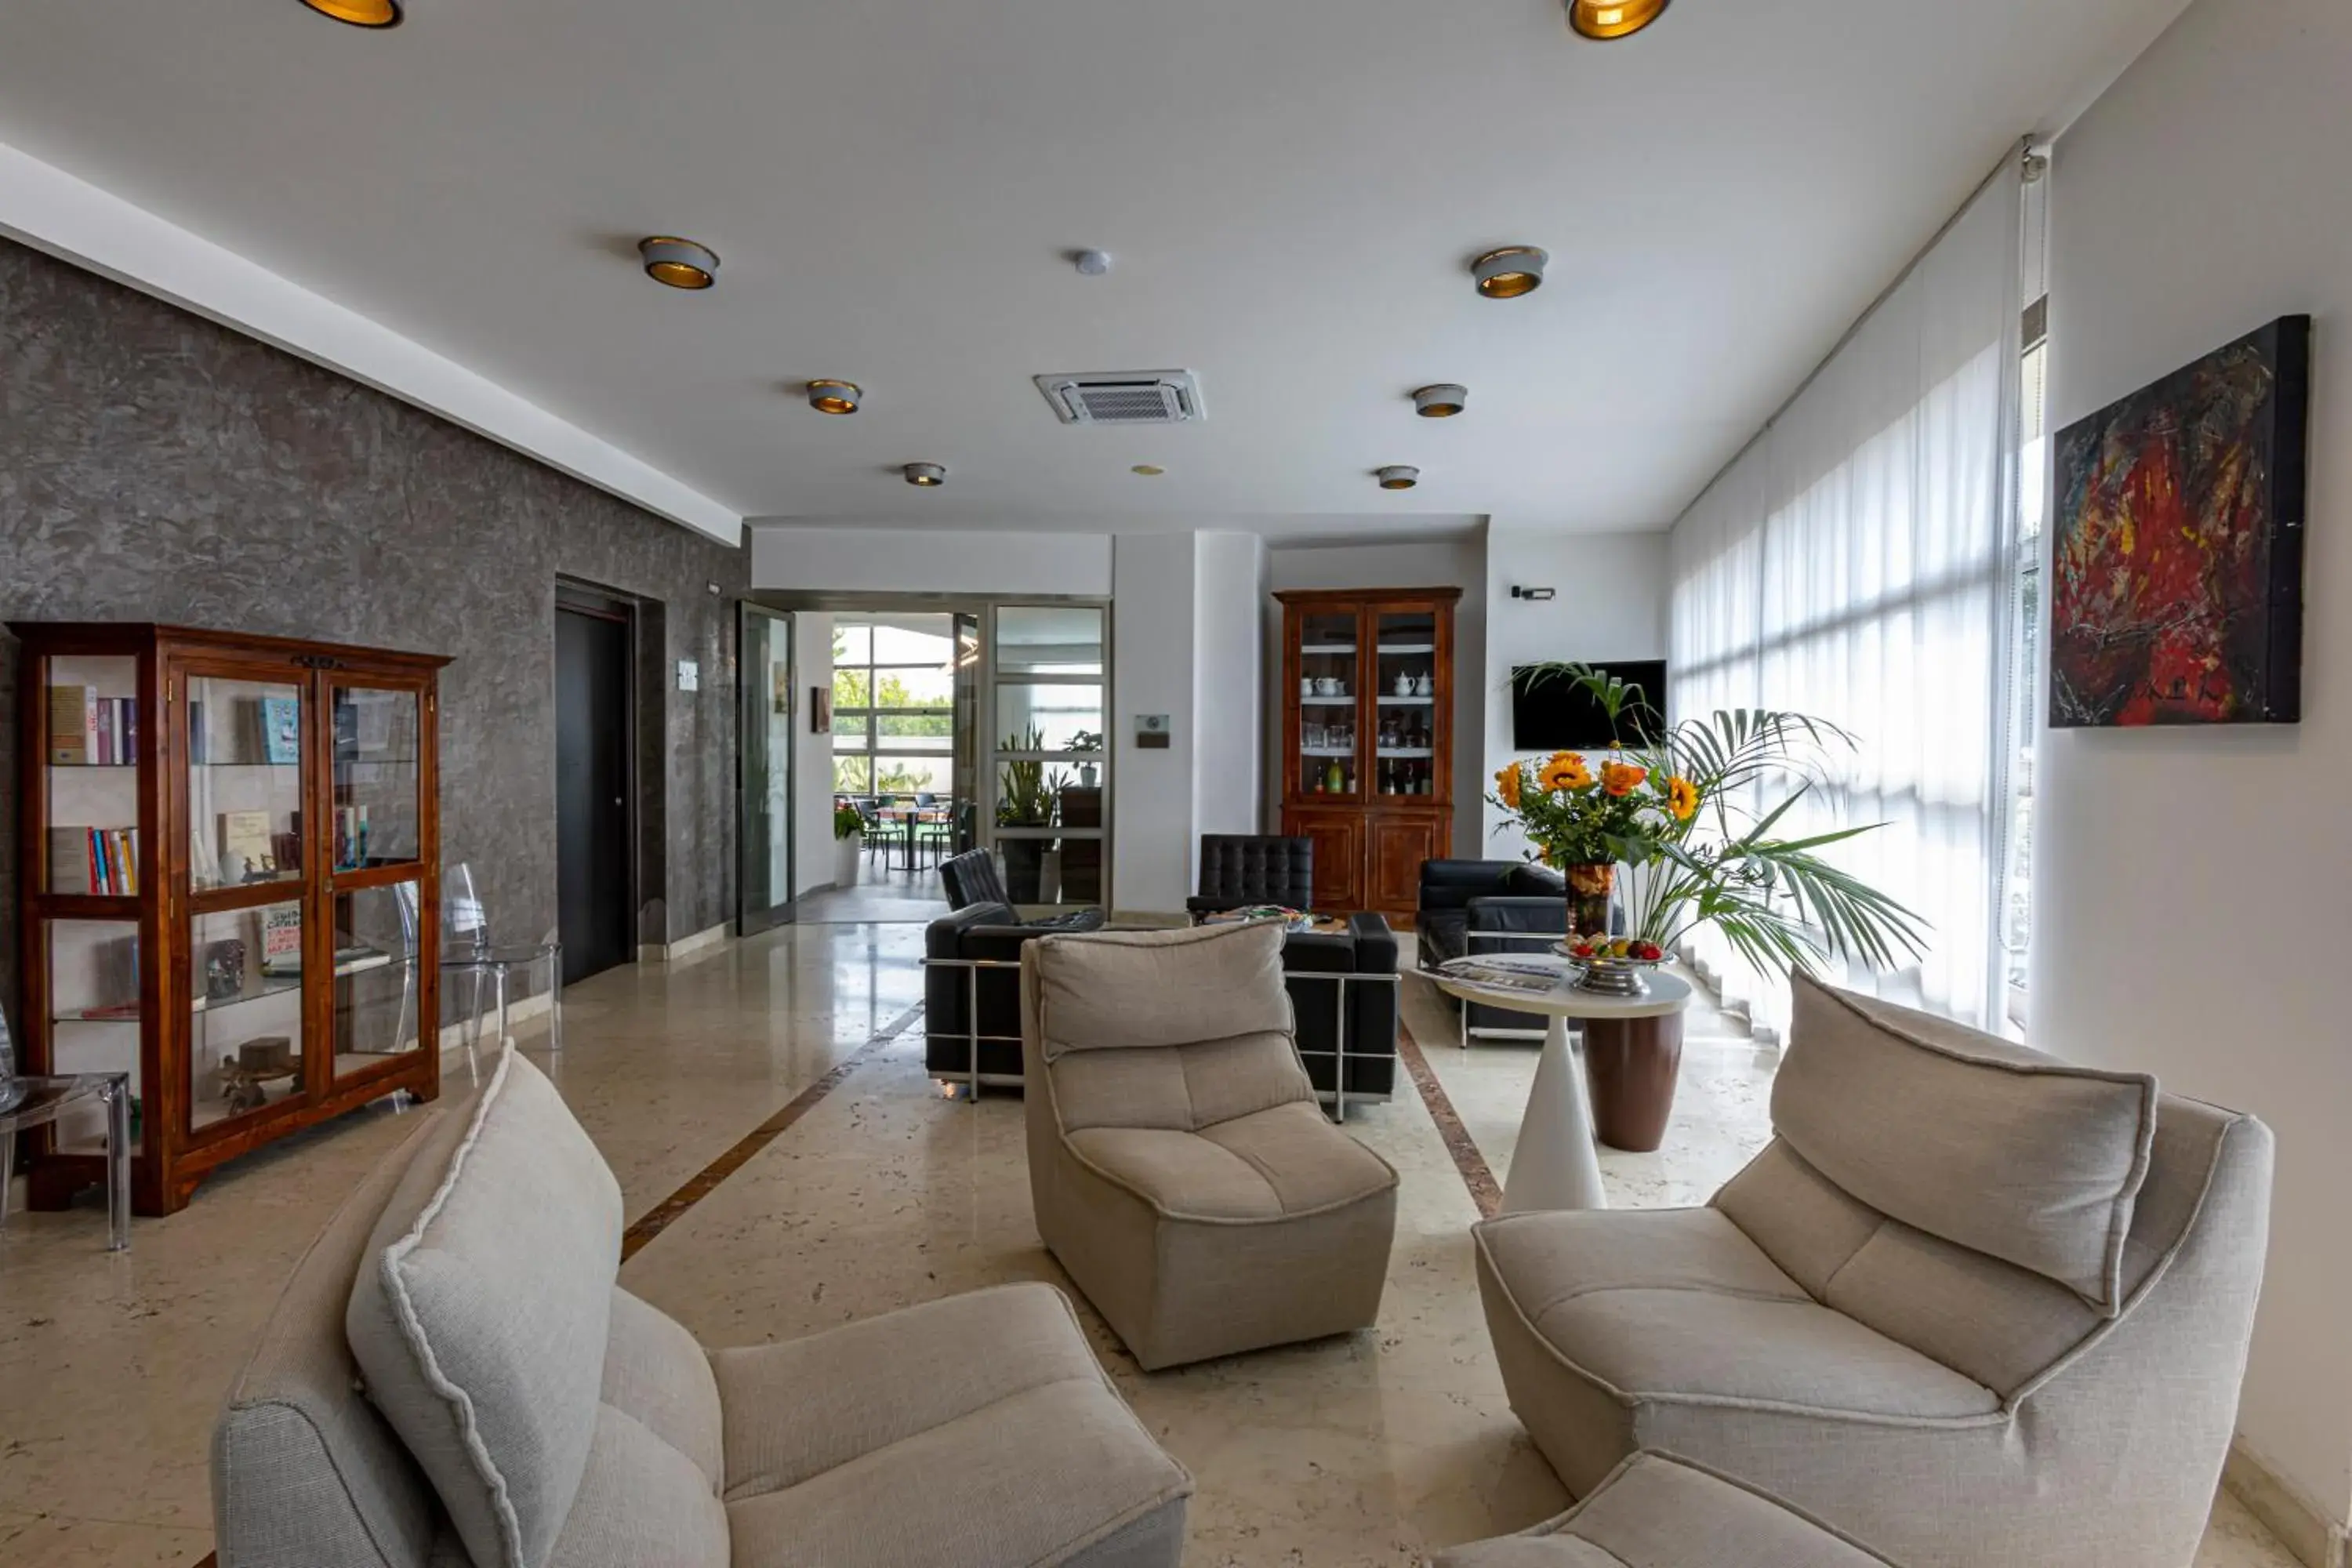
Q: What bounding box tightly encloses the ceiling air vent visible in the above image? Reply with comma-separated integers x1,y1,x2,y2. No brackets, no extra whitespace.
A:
1033,369,1206,426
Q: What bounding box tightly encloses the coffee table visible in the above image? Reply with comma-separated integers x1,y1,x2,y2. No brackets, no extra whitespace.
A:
1425,956,1693,1212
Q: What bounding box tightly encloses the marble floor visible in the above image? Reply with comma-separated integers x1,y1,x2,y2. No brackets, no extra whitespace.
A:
0,923,2299,1567
795,862,951,924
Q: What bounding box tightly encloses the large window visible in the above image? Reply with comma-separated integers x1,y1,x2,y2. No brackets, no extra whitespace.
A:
2001,169,2053,1031
832,617,955,796
1668,162,2026,1037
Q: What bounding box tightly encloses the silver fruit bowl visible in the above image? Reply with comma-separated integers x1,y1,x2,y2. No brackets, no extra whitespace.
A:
1552,940,1670,996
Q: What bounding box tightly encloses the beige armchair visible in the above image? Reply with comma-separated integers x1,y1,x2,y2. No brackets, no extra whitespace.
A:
211,1049,1192,1568
1432,1450,1896,1567
1022,922,1399,1370
1473,972,2273,1568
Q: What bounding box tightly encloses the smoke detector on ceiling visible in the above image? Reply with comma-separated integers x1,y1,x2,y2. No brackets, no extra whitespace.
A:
1033,370,1206,426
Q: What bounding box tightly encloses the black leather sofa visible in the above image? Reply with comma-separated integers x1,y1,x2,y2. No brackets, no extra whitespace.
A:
924,901,1399,1112
1185,835,1313,921
1417,858,1572,1038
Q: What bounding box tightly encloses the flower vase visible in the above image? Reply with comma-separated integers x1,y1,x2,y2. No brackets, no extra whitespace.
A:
1565,862,1617,939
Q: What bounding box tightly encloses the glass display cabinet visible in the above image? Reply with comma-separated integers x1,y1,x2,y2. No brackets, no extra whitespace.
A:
11,623,449,1215
1276,588,1461,916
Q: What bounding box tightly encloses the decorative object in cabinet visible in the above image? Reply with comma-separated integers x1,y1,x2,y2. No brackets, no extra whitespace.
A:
11,623,450,1216
1275,588,1459,916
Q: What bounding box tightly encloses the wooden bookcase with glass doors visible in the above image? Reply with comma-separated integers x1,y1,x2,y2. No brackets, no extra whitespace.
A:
1277,587,1461,917
13,623,449,1216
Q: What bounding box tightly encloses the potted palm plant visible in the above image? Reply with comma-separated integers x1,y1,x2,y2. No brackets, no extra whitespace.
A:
1490,665,1925,994
996,725,1071,903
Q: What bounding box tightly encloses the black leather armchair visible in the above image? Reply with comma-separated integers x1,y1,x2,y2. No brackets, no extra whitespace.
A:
1417,859,1574,1039
1186,835,1313,920
1282,913,1399,1108
924,902,1054,1087
941,847,1105,932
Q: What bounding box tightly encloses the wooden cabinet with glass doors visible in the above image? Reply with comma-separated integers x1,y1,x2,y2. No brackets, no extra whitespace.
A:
1276,588,1460,917
11,623,449,1215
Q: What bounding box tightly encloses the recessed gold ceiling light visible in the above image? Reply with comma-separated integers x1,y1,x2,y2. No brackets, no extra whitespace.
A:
299,0,401,26
904,463,947,488
1376,466,1421,491
1132,464,1166,477
1568,0,1669,40
1472,247,1548,299
637,237,720,291
807,380,862,415
1413,384,1468,418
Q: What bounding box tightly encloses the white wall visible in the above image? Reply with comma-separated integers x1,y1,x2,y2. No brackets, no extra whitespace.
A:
1111,534,1199,916
2034,0,2352,1527
1192,532,1267,840
1483,528,1671,858
750,525,1112,597
791,611,838,895
1265,537,1490,856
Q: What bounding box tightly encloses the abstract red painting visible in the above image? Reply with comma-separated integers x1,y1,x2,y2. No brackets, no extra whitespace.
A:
2049,316,2310,727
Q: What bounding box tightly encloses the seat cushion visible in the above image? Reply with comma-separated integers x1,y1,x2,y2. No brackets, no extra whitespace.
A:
1065,1102,1398,1221
1432,1451,1896,1568
347,1049,624,1568
710,1283,1190,1568
1474,1209,1998,1421
1776,972,2158,1312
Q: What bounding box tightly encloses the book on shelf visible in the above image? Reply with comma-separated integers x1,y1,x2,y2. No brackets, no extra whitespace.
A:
260,696,301,765
46,826,140,895
218,811,274,883
50,689,140,765
258,905,304,976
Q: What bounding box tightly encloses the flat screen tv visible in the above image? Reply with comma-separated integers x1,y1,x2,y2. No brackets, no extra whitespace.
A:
1510,662,1667,751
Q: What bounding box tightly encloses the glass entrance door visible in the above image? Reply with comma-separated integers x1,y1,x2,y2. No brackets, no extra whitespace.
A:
738,604,795,934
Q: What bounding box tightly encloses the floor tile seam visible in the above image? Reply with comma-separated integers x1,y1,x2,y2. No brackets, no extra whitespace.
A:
618,1000,923,1261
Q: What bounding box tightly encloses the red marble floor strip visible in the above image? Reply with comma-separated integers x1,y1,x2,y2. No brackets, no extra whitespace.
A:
1396,1015,1503,1219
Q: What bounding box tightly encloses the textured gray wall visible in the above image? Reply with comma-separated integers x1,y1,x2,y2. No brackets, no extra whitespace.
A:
0,237,746,1025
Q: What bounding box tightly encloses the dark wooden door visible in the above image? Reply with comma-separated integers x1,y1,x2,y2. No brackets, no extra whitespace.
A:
1286,807,1363,912
1366,811,1449,916
556,606,633,985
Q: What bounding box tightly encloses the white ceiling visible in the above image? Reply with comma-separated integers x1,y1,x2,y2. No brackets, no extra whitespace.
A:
0,0,2188,541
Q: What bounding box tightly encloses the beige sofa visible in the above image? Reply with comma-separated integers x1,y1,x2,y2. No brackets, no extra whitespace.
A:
1022,922,1399,1370
211,1048,1192,1568
1432,1450,1896,1567
1474,972,2273,1568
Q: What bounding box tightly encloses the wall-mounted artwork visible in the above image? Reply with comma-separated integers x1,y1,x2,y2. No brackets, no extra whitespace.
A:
2049,315,2310,727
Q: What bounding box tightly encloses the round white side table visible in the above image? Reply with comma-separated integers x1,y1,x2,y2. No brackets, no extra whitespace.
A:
1425,957,1694,1212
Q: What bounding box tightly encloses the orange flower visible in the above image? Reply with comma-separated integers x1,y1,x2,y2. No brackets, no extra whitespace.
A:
1600,760,1648,797
1665,774,1700,820
1539,752,1593,793
1494,763,1523,810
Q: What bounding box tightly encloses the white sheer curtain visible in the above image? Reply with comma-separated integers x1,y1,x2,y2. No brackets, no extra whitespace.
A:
1668,164,2022,1037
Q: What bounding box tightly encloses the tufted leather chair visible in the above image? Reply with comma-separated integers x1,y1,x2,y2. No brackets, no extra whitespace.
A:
1186,835,1314,920
940,848,1010,910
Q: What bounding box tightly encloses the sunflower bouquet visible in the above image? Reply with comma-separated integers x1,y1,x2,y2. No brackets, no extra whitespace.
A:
1489,666,1927,982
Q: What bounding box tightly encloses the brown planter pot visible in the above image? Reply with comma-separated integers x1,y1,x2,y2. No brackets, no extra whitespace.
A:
1583,1013,1685,1152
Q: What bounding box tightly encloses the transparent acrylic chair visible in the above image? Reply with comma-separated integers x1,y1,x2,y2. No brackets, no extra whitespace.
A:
440,864,564,1068
0,1000,131,1252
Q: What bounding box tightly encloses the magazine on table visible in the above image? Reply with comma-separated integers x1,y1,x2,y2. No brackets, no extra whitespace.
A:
1435,955,1567,994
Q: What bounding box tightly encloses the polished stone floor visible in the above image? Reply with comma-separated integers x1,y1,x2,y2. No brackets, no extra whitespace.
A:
0,923,2298,1566
794,861,951,924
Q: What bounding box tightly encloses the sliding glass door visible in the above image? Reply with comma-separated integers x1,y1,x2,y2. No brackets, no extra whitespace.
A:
737,604,795,935
988,605,1108,909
